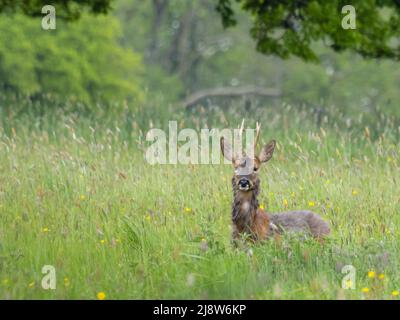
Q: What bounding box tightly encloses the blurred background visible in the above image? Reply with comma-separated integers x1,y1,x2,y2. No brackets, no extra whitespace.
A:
0,1,399,138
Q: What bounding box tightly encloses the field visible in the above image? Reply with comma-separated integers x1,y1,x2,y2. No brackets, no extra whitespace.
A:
0,99,400,299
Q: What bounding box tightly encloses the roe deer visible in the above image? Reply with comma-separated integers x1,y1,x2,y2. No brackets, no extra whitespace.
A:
221,121,330,243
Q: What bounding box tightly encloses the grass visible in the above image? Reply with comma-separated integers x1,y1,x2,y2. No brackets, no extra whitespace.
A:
0,99,400,299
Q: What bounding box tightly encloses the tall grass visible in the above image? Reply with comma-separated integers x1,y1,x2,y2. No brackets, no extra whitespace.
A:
0,95,399,299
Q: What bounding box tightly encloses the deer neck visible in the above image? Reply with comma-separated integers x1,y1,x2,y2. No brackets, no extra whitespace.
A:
231,177,260,230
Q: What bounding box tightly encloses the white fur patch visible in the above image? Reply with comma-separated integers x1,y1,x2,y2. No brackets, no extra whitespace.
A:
241,201,250,211
269,222,279,231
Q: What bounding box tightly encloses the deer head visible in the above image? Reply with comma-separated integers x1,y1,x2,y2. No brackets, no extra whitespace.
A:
220,121,276,193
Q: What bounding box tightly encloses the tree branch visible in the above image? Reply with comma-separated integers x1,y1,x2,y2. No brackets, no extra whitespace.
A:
182,86,281,108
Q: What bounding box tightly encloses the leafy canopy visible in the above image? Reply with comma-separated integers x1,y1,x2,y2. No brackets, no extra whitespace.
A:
216,0,400,61
0,0,113,19
0,14,144,102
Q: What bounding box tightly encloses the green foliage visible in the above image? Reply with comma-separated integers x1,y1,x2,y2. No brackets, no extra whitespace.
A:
217,0,400,61
1,1,400,118
115,0,240,96
113,0,400,115
282,45,400,116
0,14,144,103
0,0,114,19
115,0,187,101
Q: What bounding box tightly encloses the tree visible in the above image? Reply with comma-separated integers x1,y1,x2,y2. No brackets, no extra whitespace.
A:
116,0,274,97
116,0,216,93
216,0,400,61
0,0,113,19
114,0,400,114
0,14,144,103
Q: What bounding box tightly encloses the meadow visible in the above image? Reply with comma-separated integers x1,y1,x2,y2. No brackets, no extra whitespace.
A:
0,97,399,299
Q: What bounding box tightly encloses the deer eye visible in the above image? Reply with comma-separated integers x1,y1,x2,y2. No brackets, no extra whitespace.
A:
253,167,258,172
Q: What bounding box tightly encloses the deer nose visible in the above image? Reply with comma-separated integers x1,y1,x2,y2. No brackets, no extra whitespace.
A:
239,178,250,187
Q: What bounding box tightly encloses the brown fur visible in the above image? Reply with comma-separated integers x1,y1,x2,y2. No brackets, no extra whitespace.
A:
222,133,330,243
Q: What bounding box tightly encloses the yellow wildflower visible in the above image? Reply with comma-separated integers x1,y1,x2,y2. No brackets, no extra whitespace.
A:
392,290,399,297
80,195,86,201
352,189,358,196
378,274,385,280
184,207,192,213
259,204,265,210
308,201,315,207
361,287,369,293
100,239,106,244
97,292,106,300
42,227,49,233
345,279,353,289
367,271,375,278
64,277,70,287
283,199,288,208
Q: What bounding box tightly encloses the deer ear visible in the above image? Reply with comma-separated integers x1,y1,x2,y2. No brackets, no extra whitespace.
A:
220,137,235,162
259,140,276,163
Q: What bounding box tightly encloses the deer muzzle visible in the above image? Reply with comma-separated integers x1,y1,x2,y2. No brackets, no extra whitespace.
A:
238,177,251,191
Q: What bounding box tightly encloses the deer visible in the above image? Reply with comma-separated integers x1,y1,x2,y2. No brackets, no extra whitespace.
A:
220,121,330,244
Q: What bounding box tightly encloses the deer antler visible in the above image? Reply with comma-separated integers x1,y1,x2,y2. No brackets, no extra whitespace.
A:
238,119,245,141
231,119,245,159
254,122,261,150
